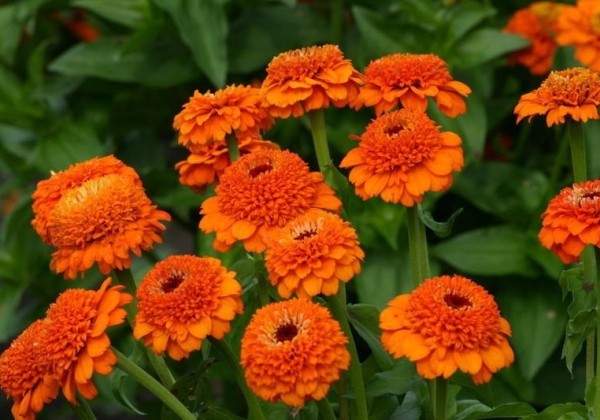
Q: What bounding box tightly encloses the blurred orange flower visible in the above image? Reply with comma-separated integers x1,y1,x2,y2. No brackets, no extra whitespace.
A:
133,255,243,361
556,0,600,72
539,180,600,263
240,299,350,407
261,44,363,118
340,108,464,207
264,209,364,299
200,149,341,253
514,67,600,126
380,275,514,384
353,53,471,117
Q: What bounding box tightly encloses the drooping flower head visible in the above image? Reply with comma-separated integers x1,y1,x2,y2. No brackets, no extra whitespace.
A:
353,53,471,117
261,44,363,118
133,255,243,361
200,149,342,253
556,0,600,72
514,67,600,126
240,299,350,407
380,275,514,384
173,84,273,148
31,156,171,279
340,108,464,207
539,180,600,263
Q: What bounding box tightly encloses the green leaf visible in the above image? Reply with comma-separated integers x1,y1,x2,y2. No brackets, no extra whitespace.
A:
522,403,588,420
451,29,530,69
419,205,463,238
363,359,422,398
153,0,227,87
446,2,497,43
455,400,536,420
0,1,40,65
73,0,148,28
562,309,596,374
559,266,596,316
347,304,394,370
0,284,26,341
111,345,147,415
389,391,422,420
351,6,409,57
163,359,215,416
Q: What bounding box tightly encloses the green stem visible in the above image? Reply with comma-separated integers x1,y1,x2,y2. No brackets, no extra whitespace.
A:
406,206,431,288
226,134,240,162
433,377,447,420
113,348,196,420
209,338,266,420
330,0,344,44
587,331,595,385
594,247,600,416
568,122,586,182
71,395,96,420
317,398,337,420
308,110,336,187
549,125,570,192
252,253,271,307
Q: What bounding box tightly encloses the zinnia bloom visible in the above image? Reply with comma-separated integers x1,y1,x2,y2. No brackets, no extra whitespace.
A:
340,108,464,206
133,255,243,360
514,67,600,126
173,84,273,148
556,0,600,72
264,209,364,299
353,53,471,117
380,275,514,384
31,156,171,279
240,299,350,407
539,180,600,263
199,149,342,253
261,44,363,118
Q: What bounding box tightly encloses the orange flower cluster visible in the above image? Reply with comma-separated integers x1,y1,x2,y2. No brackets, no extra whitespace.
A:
0,279,131,419
514,67,600,126
353,53,471,117
556,0,600,72
380,275,514,384
240,299,350,407
134,255,243,360
340,108,464,206
539,180,600,263
31,156,171,279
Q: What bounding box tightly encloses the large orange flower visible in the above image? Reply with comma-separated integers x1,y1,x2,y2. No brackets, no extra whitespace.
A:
264,209,364,299
32,156,171,279
353,53,471,117
380,275,514,384
133,255,243,361
261,44,363,118
539,180,600,263
340,108,464,207
514,67,600,126
173,84,273,148
556,0,600,72
240,299,350,407
199,149,342,253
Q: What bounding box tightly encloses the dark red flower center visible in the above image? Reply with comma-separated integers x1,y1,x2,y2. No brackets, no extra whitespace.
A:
293,228,318,241
161,272,185,293
384,124,405,137
275,322,298,342
248,162,273,178
444,293,472,310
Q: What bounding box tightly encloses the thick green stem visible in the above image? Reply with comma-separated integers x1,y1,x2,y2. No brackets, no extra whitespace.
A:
71,395,96,420
308,110,336,187
317,398,337,420
114,348,196,420
587,331,595,385
406,206,431,288
433,377,447,420
594,247,600,416
330,0,344,44
226,134,240,162
209,338,266,420
568,122,586,182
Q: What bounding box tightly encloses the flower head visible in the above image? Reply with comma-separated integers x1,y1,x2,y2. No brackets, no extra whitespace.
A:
556,0,600,72
173,84,273,148
240,299,350,407
539,180,600,263
200,149,342,253
264,209,364,299
340,108,464,206
133,255,243,360
380,275,514,384
353,53,471,117
261,44,363,118
32,156,171,279
514,67,600,126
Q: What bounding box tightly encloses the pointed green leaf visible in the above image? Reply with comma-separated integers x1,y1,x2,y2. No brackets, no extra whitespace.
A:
347,303,394,370
522,403,588,419
418,205,463,238
562,309,596,374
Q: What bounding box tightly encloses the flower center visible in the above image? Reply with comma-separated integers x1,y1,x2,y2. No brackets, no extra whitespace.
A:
161,271,185,293
384,124,405,137
248,162,273,178
444,293,472,310
275,322,298,342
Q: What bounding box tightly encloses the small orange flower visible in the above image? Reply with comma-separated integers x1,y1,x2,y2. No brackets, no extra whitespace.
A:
539,180,600,263
133,255,243,361
240,299,350,407
340,108,464,207
261,44,363,118
380,275,514,384
199,149,342,253
264,209,364,299
32,156,171,279
173,84,272,148
556,0,600,72
353,53,471,117
514,67,600,126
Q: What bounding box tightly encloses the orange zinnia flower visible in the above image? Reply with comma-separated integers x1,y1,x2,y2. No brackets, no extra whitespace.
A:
199,149,342,253
380,275,514,384
264,209,364,299
340,108,464,207
173,84,272,148
514,67,600,126
539,180,600,263
261,44,363,118
32,156,171,279
0,320,59,420
133,255,243,361
556,0,600,72
240,299,350,407
353,53,471,117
